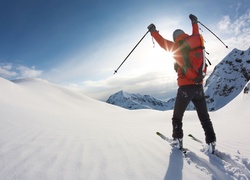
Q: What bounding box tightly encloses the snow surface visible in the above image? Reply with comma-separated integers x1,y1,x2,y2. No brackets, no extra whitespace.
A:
0,77,250,180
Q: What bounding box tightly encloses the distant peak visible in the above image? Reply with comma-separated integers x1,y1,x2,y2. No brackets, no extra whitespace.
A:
116,90,130,97
117,90,124,94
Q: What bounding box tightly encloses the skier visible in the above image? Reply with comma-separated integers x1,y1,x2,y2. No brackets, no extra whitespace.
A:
148,14,216,153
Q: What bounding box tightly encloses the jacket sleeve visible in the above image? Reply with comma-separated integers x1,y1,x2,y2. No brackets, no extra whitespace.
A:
192,23,199,35
151,31,175,52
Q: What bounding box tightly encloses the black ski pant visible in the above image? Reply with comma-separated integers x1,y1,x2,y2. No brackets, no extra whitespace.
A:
172,84,216,144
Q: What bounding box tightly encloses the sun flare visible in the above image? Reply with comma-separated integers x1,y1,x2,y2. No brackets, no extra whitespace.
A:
166,51,174,59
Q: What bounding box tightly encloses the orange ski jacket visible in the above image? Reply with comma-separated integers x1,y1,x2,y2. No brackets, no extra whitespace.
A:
151,23,203,86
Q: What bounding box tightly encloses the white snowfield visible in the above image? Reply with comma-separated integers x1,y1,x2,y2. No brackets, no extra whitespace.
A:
0,78,250,180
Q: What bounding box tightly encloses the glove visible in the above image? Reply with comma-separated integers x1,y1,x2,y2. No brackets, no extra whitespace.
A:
189,14,198,24
147,23,156,33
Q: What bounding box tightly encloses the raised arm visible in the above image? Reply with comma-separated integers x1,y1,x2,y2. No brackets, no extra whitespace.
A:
189,14,199,35
148,23,175,52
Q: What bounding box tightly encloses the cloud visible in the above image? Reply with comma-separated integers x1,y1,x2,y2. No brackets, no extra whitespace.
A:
16,65,43,78
79,70,177,101
217,9,250,36
205,9,250,66
0,64,17,78
0,63,43,79
217,16,231,30
226,9,250,50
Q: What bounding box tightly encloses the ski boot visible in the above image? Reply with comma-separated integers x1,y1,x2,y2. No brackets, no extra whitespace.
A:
171,138,183,150
208,141,216,154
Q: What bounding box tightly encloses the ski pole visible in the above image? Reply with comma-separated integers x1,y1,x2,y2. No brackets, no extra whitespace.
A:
113,30,150,75
198,21,228,49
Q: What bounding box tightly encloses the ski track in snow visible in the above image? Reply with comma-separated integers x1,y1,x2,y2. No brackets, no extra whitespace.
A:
156,132,250,180
215,150,250,179
183,148,250,180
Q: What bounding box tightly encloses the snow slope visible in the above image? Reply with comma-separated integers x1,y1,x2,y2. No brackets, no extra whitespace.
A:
0,78,250,180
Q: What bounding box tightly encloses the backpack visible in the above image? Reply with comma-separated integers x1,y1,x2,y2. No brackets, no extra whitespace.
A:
178,34,207,84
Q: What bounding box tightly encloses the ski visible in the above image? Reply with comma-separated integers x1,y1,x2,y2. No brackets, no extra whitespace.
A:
188,134,203,144
156,132,188,156
188,134,216,155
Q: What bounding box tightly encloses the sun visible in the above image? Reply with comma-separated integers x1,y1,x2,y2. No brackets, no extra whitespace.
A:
127,45,176,77
163,51,176,74
166,51,174,60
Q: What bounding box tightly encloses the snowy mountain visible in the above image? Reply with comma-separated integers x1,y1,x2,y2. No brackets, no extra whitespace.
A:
204,48,250,111
106,90,196,111
107,48,250,111
106,90,173,111
0,77,250,179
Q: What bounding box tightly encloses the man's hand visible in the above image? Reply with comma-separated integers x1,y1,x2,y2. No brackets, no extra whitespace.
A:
189,14,198,24
148,23,156,33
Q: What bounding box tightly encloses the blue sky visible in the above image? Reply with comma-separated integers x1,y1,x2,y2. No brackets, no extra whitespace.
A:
0,0,249,100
